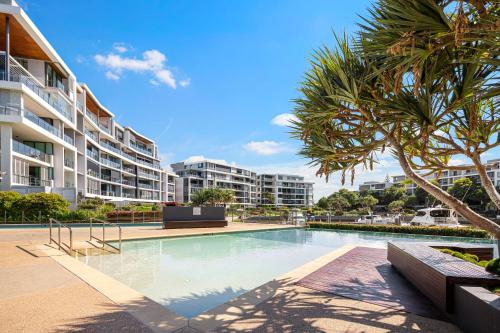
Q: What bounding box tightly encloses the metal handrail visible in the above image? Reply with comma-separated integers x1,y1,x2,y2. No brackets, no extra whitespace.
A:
49,218,73,252
89,218,122,253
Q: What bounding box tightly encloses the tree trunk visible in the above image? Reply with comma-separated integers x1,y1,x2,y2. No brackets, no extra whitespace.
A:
390,140,500,239
471,154,500,210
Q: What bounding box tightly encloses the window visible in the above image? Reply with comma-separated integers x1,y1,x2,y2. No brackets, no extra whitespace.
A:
45,63,65,92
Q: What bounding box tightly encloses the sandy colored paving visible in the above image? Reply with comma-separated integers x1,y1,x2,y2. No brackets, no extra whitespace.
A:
0,223,461,332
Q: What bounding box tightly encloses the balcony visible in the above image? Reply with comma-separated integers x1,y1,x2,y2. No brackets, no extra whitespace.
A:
123,166,136,175
136,159,160,169
100,141,121,155
2,55,73,122
85,108,98,124
138,171,160,180
102,190,120,197
86,149,99,162
87,169,99,178
99,123,112,135
100,174,121,183
138,183,158,190
122,192,136,199
13,174,51,187
87,188,100,195
101,158,121,169
84,129,99,142
122,179,135,186
63,134,74,145
0,104,21,116
13,140,51,163
130,141,153,157
64,159,74,168
24,109,61,137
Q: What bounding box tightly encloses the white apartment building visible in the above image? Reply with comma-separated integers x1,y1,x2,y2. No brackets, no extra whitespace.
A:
0,1,175,204
257,174,314,208
171,159,257,206
358,159,500,194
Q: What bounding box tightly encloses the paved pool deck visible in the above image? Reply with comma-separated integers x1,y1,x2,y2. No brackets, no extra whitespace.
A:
0,223,460,333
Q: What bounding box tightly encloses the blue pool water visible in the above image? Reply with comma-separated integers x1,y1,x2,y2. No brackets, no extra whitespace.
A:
78,228,495,318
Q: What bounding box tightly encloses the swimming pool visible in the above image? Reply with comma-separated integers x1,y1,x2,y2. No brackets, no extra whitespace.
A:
78,228,496,318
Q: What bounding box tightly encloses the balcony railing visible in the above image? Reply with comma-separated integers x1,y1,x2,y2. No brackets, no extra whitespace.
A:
24,109,61,137
87,169,99,178
1,55,73,122
102,191,120,197
130,141,153,156
122,192,136,198
136,159,160,169
76,100,83,111
87,188,100,195
63,134,74,145
99,123,111,135
138,183,154,189
13,140,51,163
85,108,98,124
13,174,51,187
100,174,121,183
86,150,99,162
101,158,121,169
0,104,21,116
121,150,136,161
64,159,74,168
123,166,136,174
100,141,121,155
138,171,160,180
84,129,99,142
122,179,135,186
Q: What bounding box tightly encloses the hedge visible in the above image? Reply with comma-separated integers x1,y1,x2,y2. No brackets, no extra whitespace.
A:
106,210,162,222
307,222,490,239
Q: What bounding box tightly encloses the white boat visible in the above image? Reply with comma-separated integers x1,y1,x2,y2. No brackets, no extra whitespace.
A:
356,215,393,225
409,207,459,226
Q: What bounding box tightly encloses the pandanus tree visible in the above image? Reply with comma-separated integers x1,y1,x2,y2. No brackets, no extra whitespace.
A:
292,0,500,237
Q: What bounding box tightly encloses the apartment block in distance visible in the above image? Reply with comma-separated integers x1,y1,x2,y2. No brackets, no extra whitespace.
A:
358,159,500,195
257,174,314,208
171,159,257,206
0,1,175,204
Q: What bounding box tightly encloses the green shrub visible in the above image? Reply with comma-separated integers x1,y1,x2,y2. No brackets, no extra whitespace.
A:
485,258,500,275
57,209,96,221
12,193,69,220
0,191,22,217
307,222,490,238
464,253,479,262
478,260,489,268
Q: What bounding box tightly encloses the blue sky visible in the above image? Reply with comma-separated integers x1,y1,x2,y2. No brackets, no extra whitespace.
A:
19,1,499,199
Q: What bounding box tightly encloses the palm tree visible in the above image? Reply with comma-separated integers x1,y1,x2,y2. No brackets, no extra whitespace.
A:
291,0,500,237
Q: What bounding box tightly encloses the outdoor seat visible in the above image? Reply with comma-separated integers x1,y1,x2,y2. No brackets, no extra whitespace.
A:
387,242,500,313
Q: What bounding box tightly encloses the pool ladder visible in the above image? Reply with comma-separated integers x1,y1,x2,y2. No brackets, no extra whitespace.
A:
89,218,122,253
49,218,73,253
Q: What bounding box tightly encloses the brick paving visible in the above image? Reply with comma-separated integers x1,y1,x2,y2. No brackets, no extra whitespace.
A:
297,247,446,321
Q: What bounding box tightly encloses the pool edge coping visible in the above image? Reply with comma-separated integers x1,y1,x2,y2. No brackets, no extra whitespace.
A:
39,240,357,332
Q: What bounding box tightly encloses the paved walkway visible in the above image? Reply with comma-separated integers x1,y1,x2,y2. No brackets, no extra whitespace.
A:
0,223,461,332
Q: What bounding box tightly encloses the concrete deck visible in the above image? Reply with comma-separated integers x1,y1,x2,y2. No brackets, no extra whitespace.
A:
0,223,461,332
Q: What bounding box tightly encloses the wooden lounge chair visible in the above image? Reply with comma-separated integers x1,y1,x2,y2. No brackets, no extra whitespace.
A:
387,242,500,313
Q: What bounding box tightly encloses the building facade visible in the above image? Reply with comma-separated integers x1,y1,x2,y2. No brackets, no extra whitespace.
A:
257,174,314,208
358,159,500,194
0,1,175,204
171,159,257,206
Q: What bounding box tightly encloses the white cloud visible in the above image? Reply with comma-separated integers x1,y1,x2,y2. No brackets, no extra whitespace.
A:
245,141,289,155
271,113,298,127
94,48,185,89
158,152,175,171
105,71,120,81
112,42,129,53
179,78,191,88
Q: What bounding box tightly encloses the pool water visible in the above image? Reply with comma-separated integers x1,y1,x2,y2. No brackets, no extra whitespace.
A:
78,228,495,318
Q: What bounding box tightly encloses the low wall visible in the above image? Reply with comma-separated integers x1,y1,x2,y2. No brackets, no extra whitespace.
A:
452,285,500,333
163,206,225,222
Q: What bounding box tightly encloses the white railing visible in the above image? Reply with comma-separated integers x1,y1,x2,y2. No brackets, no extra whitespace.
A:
1,55,73,122
13,140,51,163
